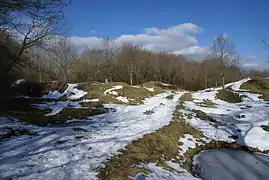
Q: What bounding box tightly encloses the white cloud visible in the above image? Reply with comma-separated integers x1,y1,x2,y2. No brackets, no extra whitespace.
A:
69,23,209,60
173,46,209,60
241,63,269,71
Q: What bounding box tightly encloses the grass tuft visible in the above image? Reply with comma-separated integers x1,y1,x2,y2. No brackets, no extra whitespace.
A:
216,89,243,103
196,99,217,108
179,93,193,102
193,110,216,123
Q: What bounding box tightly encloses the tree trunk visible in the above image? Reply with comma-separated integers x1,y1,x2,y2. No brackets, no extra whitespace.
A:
136,74,139,85
130,73,133,85
204,72,208,89
221,71,225,89
222,75,225,89
63,69,67,82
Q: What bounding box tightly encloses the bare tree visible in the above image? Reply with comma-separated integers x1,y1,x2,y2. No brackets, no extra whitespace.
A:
210,33,240,89
0,0,70,78
52,38,77,82
102,37,118,82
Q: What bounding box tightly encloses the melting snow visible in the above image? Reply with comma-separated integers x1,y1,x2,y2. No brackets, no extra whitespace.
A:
0,92,183,180
161,83,172,86
32,99,96,116
116,96,129,103
178,134,207,156
145,87,155,92
104,85,123,96
132,162,200,180
182,78,269,150
43,84,87,100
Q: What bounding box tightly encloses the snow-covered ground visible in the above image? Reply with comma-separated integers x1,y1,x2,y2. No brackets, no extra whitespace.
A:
181,78,269,150
131,78,269,180
32,99,98,116
0,92,183,180
43,84,87,100
2,78,269,180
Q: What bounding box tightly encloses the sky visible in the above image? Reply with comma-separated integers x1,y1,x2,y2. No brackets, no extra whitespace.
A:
65,0,269,70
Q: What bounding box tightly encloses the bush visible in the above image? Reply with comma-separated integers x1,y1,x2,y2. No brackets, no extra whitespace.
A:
216,89,243,103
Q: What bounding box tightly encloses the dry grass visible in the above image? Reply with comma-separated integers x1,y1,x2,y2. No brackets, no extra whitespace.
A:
216,89,243,103
179,93,193,102
196,99,217,108
79,81,164,105
98,103,204,179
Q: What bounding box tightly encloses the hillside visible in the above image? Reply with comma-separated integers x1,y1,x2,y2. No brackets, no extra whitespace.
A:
0,78,269,180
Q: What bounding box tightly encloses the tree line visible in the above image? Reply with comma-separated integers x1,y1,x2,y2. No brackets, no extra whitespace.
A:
0,0,268,97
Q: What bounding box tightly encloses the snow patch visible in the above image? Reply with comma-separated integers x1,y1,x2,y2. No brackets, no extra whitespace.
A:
42,84,87,100
116,96,129,103
181,79,269,150
145,87,155,92
161,83,172,86
132,162,200,180
104,85,123,96
178,134,207,156
0,92,183,179
12,79,25,87
32,99,95,116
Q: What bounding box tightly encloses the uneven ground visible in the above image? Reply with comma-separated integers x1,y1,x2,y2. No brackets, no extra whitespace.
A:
0,78,269,179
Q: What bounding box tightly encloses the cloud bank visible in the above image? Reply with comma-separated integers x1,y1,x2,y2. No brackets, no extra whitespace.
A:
69,23,209,60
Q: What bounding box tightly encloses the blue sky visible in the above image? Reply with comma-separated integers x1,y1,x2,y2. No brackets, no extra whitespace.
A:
65,0,269,69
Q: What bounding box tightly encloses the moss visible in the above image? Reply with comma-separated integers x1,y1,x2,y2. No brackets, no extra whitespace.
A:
241,78,269,101
216,89,243,103
196,99,217,108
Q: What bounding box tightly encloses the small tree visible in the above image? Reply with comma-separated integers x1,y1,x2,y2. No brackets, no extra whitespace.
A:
210,33,239,89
